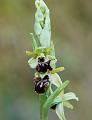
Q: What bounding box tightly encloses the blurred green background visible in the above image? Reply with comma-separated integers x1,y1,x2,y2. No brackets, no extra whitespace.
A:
0,0,92,120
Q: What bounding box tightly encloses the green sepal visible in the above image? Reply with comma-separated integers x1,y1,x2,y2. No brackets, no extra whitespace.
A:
28,57,38,68
49,73,62,88
63,92,79,101
56,103,66,120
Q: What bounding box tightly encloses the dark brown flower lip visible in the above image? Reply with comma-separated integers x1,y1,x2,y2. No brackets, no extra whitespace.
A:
34,75,50,94
36,60,52,73
34,80,50,94
36,62,47,72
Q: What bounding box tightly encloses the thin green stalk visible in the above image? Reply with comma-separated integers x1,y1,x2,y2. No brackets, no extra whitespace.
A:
39,94,48,120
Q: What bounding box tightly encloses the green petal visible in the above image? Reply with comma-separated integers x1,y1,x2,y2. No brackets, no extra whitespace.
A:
51,67,64,74
26,51,34,56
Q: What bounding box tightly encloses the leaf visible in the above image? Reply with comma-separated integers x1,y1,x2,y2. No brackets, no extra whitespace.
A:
44,80,70,110
63,92,79,101
56,103,66,120
29,33,38,51
51,67,64,74
63,101,73,109
28,58,38,68
51,96,62,107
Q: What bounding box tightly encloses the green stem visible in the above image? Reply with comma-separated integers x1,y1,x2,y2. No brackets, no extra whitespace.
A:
39,94,48,120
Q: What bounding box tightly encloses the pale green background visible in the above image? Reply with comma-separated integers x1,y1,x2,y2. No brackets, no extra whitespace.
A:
0,0,92,120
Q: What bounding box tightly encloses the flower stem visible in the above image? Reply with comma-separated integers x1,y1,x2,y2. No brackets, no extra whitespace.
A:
39,94,48,120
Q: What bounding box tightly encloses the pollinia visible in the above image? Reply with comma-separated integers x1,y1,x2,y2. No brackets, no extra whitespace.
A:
26,0,79,120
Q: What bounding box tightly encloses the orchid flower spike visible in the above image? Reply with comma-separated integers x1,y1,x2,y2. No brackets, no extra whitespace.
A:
26,0,79,120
